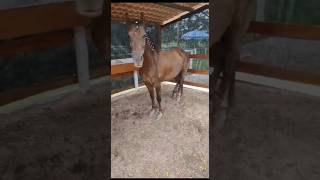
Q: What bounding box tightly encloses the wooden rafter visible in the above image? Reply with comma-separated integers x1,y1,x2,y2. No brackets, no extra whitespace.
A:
161,3,209,26
111,3,209,26
158,3,194,12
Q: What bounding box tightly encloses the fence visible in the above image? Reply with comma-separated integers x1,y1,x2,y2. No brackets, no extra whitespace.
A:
111,21,320,91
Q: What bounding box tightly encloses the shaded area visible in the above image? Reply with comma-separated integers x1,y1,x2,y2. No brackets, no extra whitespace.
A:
213,82,320,180
0,39,104,93
241,36,320,74
0,82,109,179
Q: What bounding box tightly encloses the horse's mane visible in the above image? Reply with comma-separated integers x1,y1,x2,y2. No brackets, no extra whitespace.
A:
143,34,157,53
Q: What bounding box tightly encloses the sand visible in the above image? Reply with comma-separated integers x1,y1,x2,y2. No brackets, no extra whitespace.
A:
111,84,209,178
213,82,320,180
0,82,109,180
0,79,319,179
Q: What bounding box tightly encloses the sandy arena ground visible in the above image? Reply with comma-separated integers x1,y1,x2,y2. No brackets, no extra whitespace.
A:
0,82,109,180
0,79,319,179
213,82,320,180
111,84,209,178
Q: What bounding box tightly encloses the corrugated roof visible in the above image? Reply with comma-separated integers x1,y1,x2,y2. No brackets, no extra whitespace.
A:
111,2,209,26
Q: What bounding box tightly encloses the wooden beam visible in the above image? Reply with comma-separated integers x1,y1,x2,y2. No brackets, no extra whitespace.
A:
188,69,209,75
111,63,136,75
111,72,133,80
111,17,158,27
238,62,320,86
0,30,73,57
0,2,90,40
161,3,209,26
248,21,320,40
0,66,109,106
183,81,208,88
158,3,194,12
189,54,209,59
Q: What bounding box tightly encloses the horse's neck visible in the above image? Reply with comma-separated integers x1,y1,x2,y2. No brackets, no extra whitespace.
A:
143,43,158,69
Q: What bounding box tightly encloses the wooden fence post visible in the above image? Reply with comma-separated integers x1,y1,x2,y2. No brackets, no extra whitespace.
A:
74,26,90,91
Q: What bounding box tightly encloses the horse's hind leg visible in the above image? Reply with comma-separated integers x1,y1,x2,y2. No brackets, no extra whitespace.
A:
172,72,182,99
171,79,179,99
176,70,185,102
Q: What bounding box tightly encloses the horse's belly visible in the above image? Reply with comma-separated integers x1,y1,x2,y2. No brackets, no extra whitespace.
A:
159,60,183,81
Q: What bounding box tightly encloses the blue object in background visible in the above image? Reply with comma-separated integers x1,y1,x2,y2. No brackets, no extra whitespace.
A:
181,30,209,40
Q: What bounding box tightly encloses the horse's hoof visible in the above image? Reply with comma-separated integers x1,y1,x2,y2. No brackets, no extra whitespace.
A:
155,111,163,120
176,96,181,102
171,93,176,99
149,109,156,117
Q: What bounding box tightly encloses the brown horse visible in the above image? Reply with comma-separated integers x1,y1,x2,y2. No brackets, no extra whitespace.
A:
127,14,189,120
210,0,256,129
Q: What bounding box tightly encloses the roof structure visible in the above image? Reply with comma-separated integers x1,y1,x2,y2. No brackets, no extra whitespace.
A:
111,2,209,26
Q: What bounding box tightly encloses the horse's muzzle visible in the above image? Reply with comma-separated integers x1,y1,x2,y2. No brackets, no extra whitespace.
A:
132,53,144,68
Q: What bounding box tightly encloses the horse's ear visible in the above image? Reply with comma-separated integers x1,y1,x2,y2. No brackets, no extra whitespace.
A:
140,12,145,27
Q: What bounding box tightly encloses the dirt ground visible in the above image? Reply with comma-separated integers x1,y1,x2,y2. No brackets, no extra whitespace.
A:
0,82,109,180
213,82,320,180
111,84,209,178
1,79,319,179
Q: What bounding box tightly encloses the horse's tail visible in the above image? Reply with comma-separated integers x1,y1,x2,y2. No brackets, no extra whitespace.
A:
176,48,191,76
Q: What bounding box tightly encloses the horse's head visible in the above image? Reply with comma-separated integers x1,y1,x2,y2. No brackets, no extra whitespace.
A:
127,12,146,68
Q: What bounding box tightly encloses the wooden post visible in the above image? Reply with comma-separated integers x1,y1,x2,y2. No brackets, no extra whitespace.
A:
133,70,139,89
73,26,90,91
155,23,162,51
256,0,266,21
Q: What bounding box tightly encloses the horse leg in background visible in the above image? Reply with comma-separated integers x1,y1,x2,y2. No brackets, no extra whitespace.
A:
220,27,240,109
214,28,240,130
228,59,239,108
155,83,163,120
145,82,157,117
212,42,226,100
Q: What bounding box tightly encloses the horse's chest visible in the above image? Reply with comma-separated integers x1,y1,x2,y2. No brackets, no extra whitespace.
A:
142,74,158,85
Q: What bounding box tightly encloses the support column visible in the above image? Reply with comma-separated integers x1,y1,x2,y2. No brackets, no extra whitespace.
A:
256,0,266,21
74,26,90,91
155,23,162,51
133,70,139,89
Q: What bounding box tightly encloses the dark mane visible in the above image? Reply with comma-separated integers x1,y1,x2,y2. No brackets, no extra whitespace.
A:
143,34,157,52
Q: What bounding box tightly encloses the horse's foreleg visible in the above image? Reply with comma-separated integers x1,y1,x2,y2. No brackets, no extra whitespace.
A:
145,83,156,111
155,83,163,120
155,83,162,112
